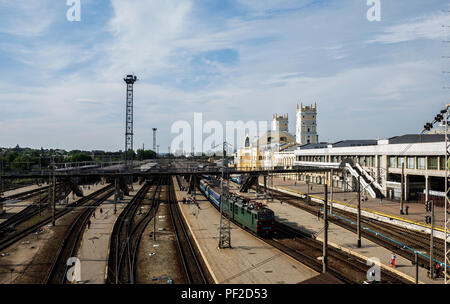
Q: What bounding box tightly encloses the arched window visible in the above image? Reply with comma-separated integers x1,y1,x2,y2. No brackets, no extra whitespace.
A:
245,137,250,147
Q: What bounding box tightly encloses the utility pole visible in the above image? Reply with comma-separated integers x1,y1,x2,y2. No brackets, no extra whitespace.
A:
153,205,157,241
357,175,362,248
218,142,231,249
142,143,144,161
429,200,435,279
330,169,334,214
323,184,328,273
400,161,405,214
114,178,119,215
124,75,138,169
306,178,310,203
415,252,419,284
51,155,56,226
445,105,450,284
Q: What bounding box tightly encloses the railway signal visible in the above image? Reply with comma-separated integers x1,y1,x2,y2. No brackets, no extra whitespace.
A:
426,201,432,212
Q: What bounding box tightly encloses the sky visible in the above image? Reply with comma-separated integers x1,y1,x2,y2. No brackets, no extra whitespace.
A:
0,0,449,153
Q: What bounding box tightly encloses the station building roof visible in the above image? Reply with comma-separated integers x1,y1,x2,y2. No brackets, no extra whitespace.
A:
388,134,445,144
298,142,328,150
331,140,377,148
293,133,445,157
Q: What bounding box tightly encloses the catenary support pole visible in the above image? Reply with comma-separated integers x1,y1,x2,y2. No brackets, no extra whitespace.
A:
430,200,435,279
357,175,361,248
323,184,328,273
415,252,419,284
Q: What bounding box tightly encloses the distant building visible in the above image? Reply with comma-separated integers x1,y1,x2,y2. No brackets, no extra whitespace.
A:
296,103,318,145
234,111,298,170
271,113,289,133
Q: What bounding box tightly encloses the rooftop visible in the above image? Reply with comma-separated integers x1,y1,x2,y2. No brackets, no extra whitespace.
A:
388,134,445,144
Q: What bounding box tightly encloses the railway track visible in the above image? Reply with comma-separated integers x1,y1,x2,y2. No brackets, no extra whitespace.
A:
46,188,114,284
201,179,409,284
2,183,60,202
268,222,409,284
168,178,208,284
0,184,68,235
0,184,113,252
1,181,36,193
106,179,158,284
264,186,447,273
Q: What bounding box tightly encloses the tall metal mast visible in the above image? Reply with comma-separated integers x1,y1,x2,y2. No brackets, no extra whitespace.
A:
124,75,137,167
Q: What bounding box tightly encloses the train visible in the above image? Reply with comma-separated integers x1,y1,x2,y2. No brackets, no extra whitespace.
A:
199,179,274,236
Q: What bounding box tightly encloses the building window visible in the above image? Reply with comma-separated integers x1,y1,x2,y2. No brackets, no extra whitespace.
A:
417,157,426,170
428,156,438,170
440,156,446,170
407,157,415,169
389,156,396,168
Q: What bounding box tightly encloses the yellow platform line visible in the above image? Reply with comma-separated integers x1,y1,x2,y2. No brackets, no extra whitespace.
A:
275,185,445,233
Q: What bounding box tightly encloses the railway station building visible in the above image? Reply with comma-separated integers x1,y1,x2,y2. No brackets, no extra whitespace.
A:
291,134,446,205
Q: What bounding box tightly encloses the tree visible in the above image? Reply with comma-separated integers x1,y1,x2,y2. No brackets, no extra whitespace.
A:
136,149,156,160
65,153,93,163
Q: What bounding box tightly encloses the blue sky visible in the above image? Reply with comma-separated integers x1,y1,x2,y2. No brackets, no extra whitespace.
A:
0,0,449,152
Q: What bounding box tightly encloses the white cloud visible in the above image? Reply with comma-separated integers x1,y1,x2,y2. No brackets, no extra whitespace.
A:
367,12,450,44
105,0,193,76
0,0,57,36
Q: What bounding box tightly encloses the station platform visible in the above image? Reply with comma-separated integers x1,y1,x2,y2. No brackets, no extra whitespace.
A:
267,177,447,236
173,177,318,284
230,183,441,284
74,184,139,284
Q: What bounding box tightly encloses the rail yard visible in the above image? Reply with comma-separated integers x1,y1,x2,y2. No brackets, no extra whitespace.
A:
0,159,447,286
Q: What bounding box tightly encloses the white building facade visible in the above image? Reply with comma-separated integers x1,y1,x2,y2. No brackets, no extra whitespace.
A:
293,135,446,205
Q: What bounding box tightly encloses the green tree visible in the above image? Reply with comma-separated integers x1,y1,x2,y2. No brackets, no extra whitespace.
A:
65,153,93,163
136,149,156,160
